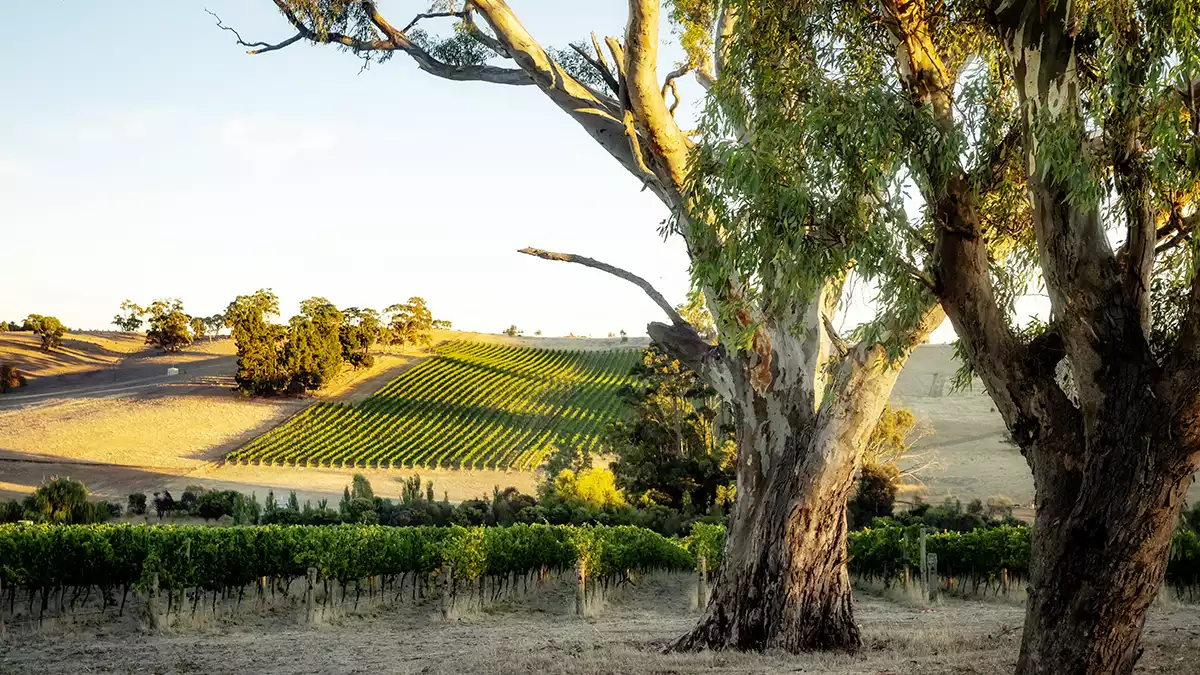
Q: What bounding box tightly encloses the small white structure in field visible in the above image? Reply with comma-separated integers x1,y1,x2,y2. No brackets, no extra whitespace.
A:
166,367,179,377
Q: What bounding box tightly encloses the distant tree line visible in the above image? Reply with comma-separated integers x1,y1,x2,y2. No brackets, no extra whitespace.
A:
0,314,68,351
113,298,224,351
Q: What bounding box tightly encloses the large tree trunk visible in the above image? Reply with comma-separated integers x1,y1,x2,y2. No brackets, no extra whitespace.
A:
1016,410,1197,675
672,422,861,651
660,309,932,652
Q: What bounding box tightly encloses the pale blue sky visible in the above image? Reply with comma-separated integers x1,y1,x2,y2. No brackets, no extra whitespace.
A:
0,2,999,342
1,1,701,337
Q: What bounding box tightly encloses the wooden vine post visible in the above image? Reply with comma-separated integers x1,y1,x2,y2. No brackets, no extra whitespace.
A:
0,577,7,639
304,568,316,624
1001,567,1009,595
145,572,161,630
926,553,939,602
575,558,586,616
440,564,452,621
918,528,928,601
696,554,709,611
903,531,912,587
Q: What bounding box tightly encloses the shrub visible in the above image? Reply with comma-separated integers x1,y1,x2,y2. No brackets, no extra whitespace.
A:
152,491,175,519
0,500,25,523
1,363,27,393
22,477,91,524
127,493,148,516
552,468,627,513
849,464,900,529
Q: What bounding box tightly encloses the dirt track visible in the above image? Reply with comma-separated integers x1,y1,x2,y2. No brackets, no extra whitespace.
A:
1,580,1197,675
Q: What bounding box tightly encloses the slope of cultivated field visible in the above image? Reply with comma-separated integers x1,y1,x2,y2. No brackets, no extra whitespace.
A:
228,341,640,471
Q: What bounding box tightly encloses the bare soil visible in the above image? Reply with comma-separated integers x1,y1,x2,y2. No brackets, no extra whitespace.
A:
1,579,1196,675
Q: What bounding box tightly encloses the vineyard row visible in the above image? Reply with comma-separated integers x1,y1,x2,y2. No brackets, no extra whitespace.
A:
227,341,640,471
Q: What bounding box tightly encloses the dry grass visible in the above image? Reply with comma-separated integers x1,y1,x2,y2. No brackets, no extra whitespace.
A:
0,331,144,379
2,576,1196,675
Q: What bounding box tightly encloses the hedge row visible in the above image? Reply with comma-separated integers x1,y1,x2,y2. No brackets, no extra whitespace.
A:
0,523,693,594
3,523,1198,598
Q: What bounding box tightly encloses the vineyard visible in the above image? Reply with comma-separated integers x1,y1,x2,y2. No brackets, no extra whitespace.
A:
3,522,1198,627
227,341,640,470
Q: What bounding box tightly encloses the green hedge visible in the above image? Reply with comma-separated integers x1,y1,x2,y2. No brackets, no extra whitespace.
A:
3,523,1197,598
0,523,694,594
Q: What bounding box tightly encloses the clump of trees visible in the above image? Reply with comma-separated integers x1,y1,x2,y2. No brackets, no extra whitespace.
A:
143,299,193,352
607,345,736,513
384,297,448,347
24,314,66,351
0,477,119,525
228,290,447,396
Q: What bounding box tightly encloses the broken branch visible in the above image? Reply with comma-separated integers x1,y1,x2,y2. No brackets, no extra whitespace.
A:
517,247,686,326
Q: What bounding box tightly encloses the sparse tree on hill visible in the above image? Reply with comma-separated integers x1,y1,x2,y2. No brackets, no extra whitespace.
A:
144,299,193,352
223,0,944,652
189,316,208,342
385,297,439,346
502,325,522,337
204,314,225,340
26,314,66,351
112,300,145,332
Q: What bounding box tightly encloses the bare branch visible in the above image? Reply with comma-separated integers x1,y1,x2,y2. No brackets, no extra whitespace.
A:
518,247,686,325
1155,227,1191,256
401,11,466,34
661,66,689,117
823,314,849,358
207,9,303,54
570,43,619,94
591,33,609,73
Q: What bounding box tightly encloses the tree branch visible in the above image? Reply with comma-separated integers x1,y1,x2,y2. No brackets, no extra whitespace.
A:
207,9,303,54
661,67,689,117
623,0,692,189
401,11,466,34
570,42,619,94
249,0,532,85
822,314,849,358
517,247,686,325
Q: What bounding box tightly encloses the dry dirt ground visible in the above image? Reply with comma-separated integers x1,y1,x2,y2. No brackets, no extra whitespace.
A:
1,579,1197,675
1,335,1196,508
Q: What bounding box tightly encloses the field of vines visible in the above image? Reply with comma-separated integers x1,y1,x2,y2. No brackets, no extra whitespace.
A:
227,341,640,470
4,522,1197,616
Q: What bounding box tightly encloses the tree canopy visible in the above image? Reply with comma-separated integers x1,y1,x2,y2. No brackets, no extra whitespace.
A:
25,314,66,351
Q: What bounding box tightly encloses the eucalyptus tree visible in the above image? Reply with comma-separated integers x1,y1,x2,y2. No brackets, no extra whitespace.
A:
740,0,1199,671
222,0,942,650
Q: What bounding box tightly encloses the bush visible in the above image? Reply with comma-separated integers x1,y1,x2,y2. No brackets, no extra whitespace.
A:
127,493,148,516
22,477,92,524
1,363,27,393
0,500,25,523
152,491,176,519
848,464,900,529
196,490,243,521
453,499,495,526
344,497,378,524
